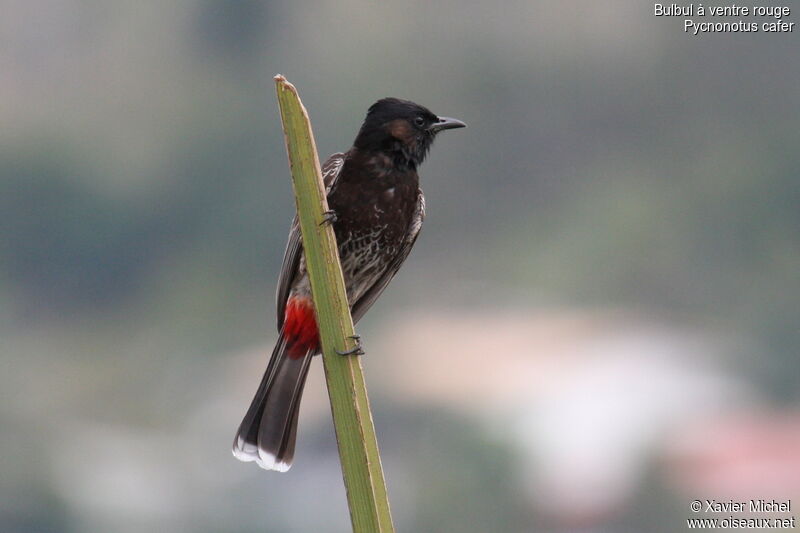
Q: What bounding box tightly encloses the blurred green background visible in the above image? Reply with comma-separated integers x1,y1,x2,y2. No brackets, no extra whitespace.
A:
2,2,799,532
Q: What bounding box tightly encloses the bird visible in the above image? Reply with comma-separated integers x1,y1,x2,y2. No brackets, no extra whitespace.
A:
232,97,466,471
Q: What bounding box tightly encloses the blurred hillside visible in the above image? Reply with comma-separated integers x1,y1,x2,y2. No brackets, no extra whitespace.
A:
2,2,798,532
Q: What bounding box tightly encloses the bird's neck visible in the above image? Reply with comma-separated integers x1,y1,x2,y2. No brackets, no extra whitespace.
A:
351,135,428,171
347,148,420,184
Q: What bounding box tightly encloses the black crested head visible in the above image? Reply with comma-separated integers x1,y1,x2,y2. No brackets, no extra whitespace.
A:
353,97,466,170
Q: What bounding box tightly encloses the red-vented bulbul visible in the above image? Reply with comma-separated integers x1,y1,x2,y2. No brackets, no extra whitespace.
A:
233,98,465,471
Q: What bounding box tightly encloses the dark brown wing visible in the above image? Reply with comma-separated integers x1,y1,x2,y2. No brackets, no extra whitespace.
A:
275,153,346,330
350,190,425,324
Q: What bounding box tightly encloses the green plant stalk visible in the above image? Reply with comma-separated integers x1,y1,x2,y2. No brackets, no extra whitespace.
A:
274,75,395,533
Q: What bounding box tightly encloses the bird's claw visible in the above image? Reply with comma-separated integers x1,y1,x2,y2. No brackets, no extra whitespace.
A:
320,210,338,226
336,335,364,356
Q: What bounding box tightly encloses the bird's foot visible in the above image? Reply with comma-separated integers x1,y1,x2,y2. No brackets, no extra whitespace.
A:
320,210,338,226
336,335,364,356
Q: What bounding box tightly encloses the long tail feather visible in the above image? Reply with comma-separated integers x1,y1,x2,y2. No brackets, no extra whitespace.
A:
232,333,312,472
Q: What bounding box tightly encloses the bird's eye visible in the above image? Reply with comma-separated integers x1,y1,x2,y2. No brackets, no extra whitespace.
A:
414,116,426,127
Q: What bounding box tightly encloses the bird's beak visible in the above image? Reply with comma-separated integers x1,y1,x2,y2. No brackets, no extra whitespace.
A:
429,116,467,133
